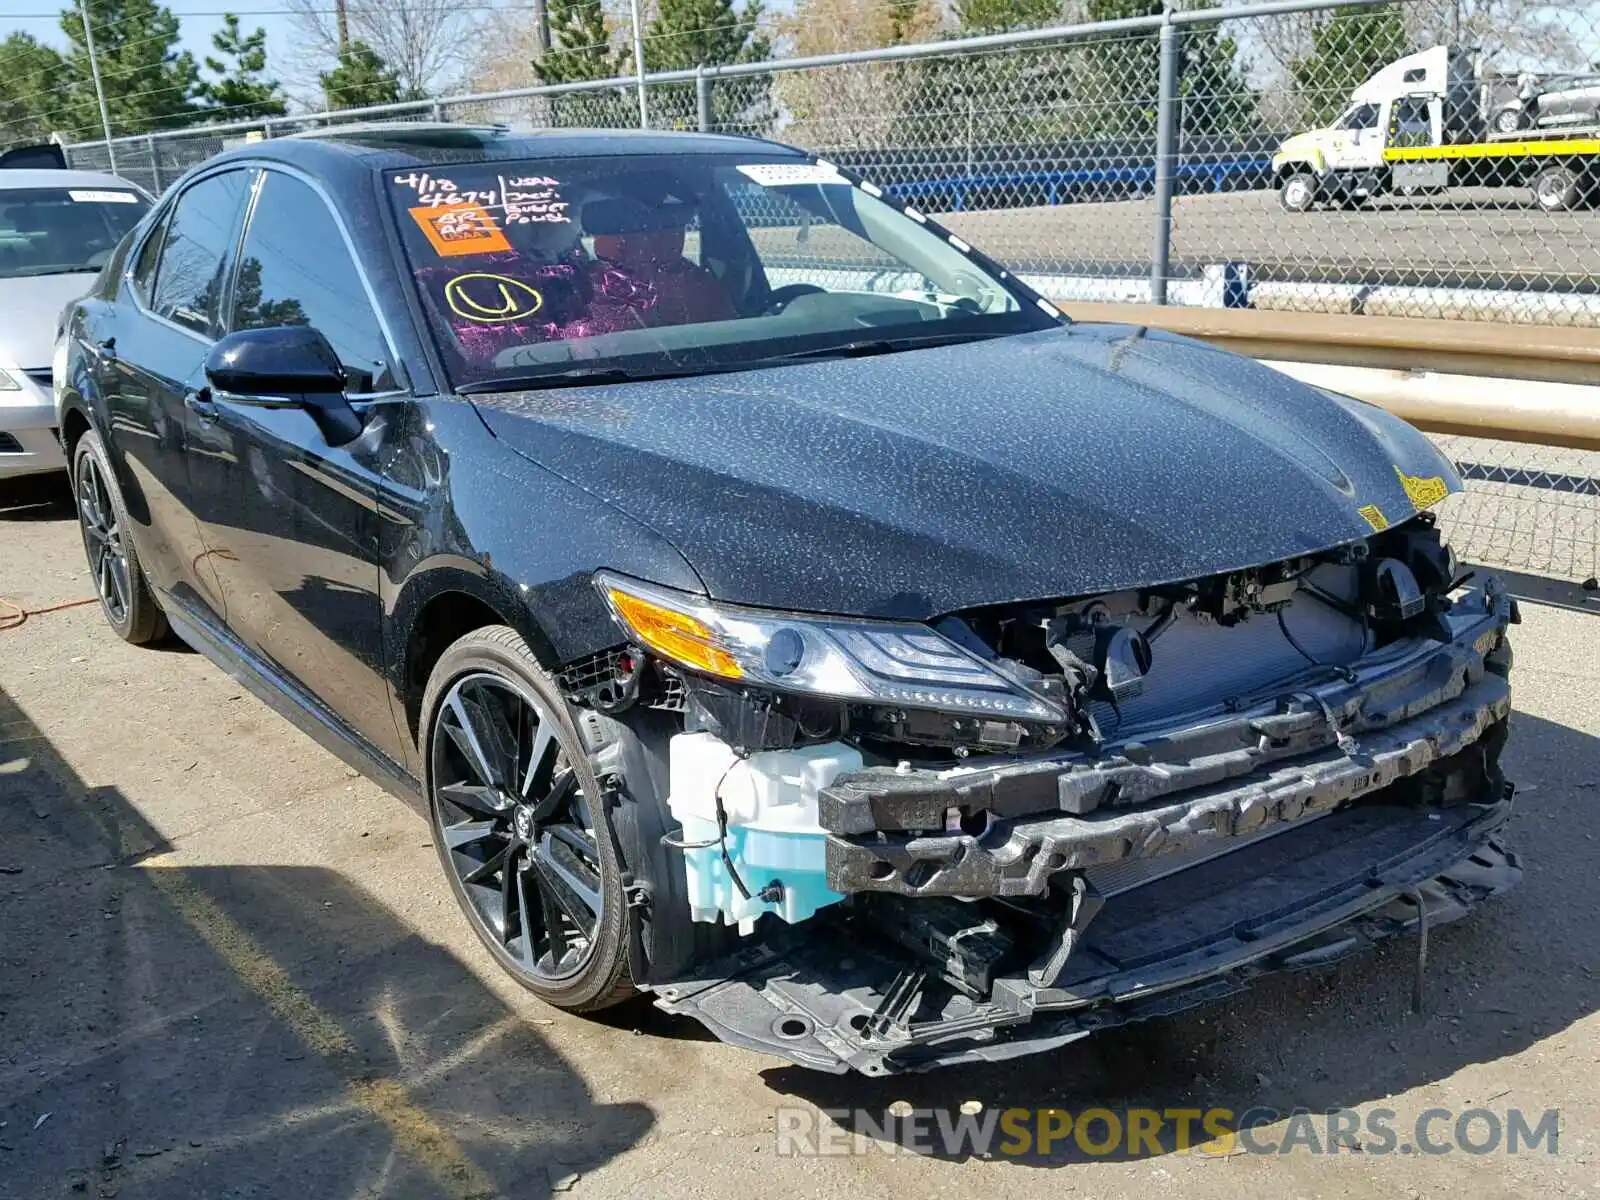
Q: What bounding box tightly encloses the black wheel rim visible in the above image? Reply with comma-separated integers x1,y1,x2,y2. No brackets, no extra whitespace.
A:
76,453,129,626
430,673,604,984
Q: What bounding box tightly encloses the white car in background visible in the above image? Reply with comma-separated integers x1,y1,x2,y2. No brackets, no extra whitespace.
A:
0,169,149,479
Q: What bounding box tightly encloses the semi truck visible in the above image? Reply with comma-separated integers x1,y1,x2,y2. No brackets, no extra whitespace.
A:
1272,45,1600,213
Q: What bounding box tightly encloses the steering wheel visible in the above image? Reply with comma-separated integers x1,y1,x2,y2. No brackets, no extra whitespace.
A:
761,282,826,315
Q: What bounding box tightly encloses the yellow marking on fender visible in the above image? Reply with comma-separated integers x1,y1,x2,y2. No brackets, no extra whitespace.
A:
1358,504,1390,531
139,866,499,1198
1395,465,1450,512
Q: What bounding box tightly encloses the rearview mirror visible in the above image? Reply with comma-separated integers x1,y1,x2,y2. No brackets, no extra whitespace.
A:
205,326,365,446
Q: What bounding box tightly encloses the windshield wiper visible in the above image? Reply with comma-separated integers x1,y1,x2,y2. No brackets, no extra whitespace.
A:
456,330,1015,394
456,365,706,394
5,266,97,278
762,330,1007,364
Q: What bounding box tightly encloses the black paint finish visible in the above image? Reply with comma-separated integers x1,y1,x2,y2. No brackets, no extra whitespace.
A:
58,126,1461,794
475,322,1458,618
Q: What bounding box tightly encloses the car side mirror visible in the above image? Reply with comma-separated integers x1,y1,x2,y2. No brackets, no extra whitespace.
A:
204,326,365,446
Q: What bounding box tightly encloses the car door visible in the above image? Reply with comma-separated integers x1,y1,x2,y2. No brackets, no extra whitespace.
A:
190,166,409,761
1326,103,1383,170
98,167,253,619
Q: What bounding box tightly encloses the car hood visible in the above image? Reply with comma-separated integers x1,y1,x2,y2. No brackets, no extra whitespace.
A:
0,272,97,369
472,324,1459,619
1273,130,1330,162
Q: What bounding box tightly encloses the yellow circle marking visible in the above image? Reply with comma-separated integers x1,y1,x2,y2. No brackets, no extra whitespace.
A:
444,273,544,324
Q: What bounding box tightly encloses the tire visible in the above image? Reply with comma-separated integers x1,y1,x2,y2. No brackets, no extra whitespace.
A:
1532,164,1584,213
420,625,636,1013
1494,107,1530,136
1279,171,1317,213
72,429,168,645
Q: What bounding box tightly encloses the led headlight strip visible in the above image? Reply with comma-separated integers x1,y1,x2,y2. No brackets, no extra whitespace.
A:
598,572,1064,723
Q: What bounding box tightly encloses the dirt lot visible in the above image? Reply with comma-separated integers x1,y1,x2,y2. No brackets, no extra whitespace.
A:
2,472,1597,1200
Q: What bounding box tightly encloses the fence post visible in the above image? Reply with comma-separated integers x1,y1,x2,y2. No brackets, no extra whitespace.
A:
432,100,445,122
629,0,649,128
1150,14,1179,305
696,66,712,132
147,135,164,193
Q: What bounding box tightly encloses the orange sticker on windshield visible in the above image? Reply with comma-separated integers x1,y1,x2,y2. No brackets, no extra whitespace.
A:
410,202,511,257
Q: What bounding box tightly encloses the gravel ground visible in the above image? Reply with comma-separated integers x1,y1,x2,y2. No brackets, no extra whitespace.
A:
1,471,1597,1200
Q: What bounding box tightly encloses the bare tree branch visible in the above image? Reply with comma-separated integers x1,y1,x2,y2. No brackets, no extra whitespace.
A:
285,0,484,103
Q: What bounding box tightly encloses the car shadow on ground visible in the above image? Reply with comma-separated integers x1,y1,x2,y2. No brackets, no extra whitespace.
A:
0,473,73,522
762,707,1598,1163
0,682,653,1199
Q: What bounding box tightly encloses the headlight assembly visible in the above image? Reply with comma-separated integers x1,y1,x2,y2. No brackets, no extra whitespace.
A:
597,572,1064,723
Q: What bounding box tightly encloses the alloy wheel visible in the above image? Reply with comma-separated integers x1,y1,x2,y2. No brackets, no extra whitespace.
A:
76,452,130,626
430,672,605,984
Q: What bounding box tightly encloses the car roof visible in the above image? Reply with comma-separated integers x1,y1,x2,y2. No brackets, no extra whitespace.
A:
205,123,805,179
0,168,146,193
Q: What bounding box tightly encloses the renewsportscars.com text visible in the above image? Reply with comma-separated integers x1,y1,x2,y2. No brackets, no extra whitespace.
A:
774,1105,1561,1159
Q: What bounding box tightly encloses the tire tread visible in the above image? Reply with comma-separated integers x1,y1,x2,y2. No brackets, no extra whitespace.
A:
419,624,636,1014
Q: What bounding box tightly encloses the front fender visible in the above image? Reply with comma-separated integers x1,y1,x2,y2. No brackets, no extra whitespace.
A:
379,398,704,757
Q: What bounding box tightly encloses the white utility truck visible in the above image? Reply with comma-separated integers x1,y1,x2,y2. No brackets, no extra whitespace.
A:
1272,45,1600,213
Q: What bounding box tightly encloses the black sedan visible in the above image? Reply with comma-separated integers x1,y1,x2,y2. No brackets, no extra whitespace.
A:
57,124,1520,1075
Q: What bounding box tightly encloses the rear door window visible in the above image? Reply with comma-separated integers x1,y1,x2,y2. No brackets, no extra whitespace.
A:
129,215,167,303
148,169,253,337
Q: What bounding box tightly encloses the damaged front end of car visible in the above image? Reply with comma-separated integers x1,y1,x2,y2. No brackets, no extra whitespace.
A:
565,514,1520,1075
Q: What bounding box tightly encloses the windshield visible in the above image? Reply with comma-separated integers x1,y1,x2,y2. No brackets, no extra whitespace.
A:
387,154,1059,391
0,186,147,278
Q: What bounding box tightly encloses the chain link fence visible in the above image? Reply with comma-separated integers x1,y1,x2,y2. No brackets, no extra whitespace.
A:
55,0,1600,590
62,0,1600,328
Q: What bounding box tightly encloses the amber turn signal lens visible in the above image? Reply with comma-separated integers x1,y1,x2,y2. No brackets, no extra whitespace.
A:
606,589,744,679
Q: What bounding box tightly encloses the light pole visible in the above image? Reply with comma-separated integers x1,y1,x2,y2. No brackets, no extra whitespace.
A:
78,0,117,174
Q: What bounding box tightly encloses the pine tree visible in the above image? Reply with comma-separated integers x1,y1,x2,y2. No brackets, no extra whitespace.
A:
891,0,1062,156
1180,16,1257,140
321,40,401,110
195,13,286,120
642,0,770,129
0,33,71,148
1081,0,1162,138
643,0,768,72
953,0,1058,35
1290,5,1407,126
58,0,200,138
1077,0,1257,139
535,0,622,84
533,0,635,126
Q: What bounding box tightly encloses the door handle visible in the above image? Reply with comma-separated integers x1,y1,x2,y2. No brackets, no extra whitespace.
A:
92,336,116,361
184,387,219,422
